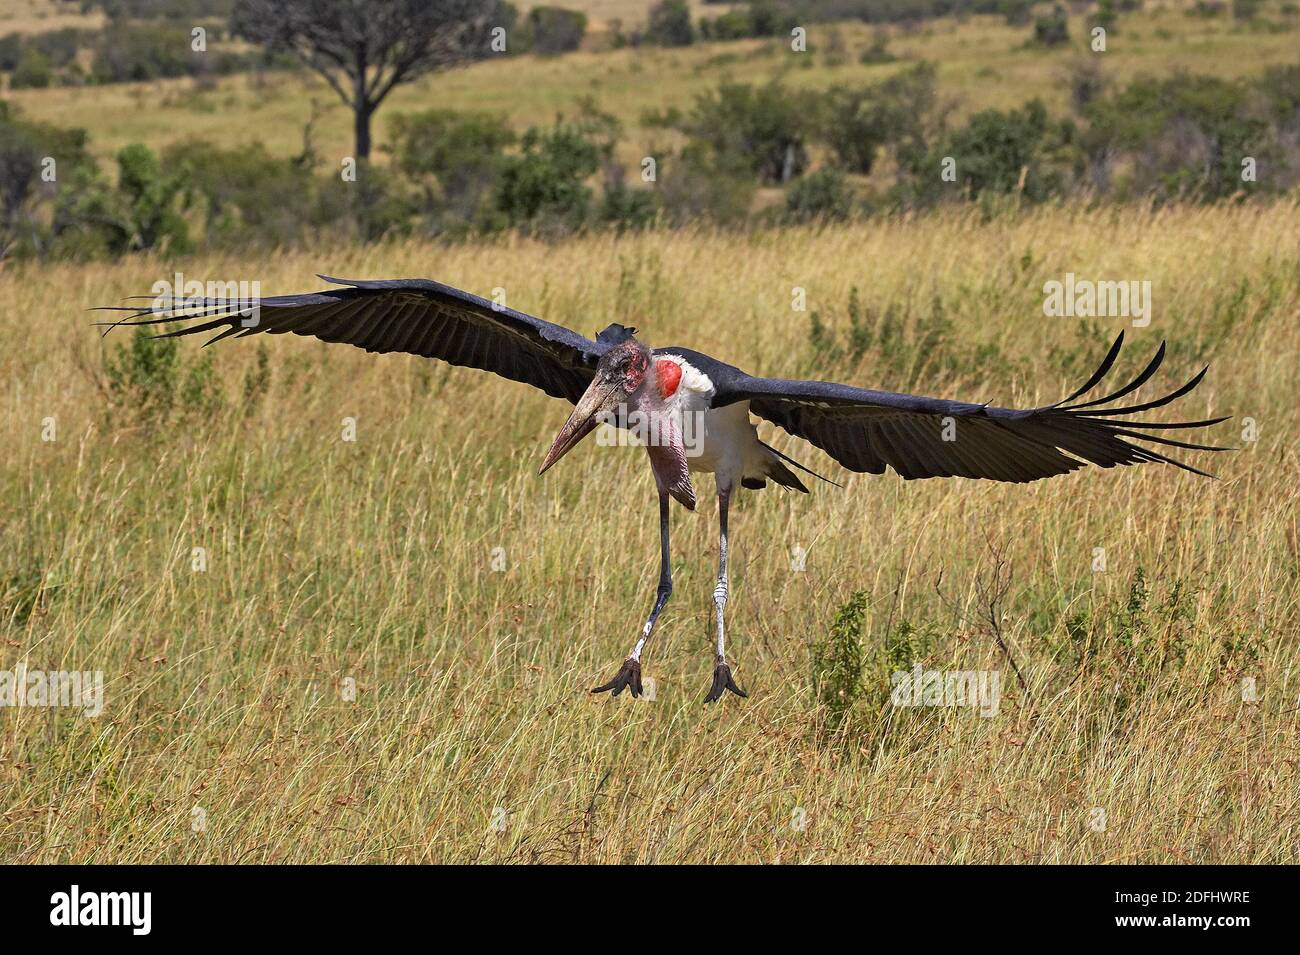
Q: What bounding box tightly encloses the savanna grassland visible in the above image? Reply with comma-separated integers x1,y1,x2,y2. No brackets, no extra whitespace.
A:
2,199,1297,863
7,3,1300,167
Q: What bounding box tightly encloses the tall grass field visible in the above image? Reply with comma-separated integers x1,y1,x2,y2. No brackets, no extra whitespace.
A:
2,199,1296,862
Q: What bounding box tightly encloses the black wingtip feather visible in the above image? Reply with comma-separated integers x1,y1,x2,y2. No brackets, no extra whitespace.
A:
1062,340,1167,411
1052,331,1125,407
1074,365,1210,418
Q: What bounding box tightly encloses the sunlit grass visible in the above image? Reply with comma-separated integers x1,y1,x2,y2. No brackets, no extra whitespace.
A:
1,198,1296,862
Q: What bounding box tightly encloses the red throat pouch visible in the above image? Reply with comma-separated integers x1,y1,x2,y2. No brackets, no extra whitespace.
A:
656,359,682,399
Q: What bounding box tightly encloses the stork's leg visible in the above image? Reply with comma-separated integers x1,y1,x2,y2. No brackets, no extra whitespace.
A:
705,484,748,703
592,490,672,699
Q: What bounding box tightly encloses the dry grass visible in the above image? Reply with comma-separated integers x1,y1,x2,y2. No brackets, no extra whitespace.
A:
1,198,1297,862
0,0,103,35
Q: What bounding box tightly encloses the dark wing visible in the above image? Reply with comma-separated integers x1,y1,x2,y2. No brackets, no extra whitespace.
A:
96,275,625,404
703,333,1231,483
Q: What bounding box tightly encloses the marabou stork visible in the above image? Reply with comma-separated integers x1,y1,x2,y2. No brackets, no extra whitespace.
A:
99,276,1231,702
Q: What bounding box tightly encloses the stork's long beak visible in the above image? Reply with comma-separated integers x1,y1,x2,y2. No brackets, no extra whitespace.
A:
539,377,620,475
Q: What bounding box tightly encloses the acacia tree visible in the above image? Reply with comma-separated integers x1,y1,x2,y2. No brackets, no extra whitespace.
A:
231,0,512,161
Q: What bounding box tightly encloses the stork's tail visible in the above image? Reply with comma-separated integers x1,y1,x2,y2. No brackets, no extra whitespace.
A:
754,440,840,493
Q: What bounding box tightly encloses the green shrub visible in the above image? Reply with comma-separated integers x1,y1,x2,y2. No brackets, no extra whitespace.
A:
658,148,755,225
0,103,94,256
699,9,755,39
388,109,515,228
26,27,85,68
822,62,936,174
10,50,53,89
494,123,604,231
811,588,940,745
243,342,271,407
1091,0,1118,32
785,166,853,222
91,23,198,83
903,99,1080,204
181,349,224,417
106,324,181,421
0,32,21,71
105,319,229,425
858,30,895,64
598,179,658,230
811,591,868,734
53,143,191,255
1033,4,1071,45
520,6,588,54
165,139,322,247
1000,0,1033,25
646,0,694,46
677,79,814,184
1084,73,1277,199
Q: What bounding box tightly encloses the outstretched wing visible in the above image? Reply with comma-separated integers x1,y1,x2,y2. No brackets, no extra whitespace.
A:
96,275,623,404
705,333,1231,483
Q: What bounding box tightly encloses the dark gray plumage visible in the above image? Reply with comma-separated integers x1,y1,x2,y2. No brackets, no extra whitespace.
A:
98,275,609,404
663,336,1229,482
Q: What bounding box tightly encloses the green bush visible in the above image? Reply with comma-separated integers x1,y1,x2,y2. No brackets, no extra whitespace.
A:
810,589,938,744
1084,72,1278,199
10,50,53,89
785,166,853,222
811,590,868,735
164,139,324,247
0,104,94,257
0,32,20,71
494,123,604,231
903,99,1080,203
598,179,659,230
1033,4,1071,45
106,325,181,421
53,143,191,255
1091,0,1119,33
105,320,226,425
858,30,895,64
91,23,199,83
388,110,515,227
822,62,936,174
677,79,814,184
699,9,755,39
1000,0,1033,25
658,148,755,225
0,27,88,78
26,27,85,68
646,0,695,46
520,6,588,54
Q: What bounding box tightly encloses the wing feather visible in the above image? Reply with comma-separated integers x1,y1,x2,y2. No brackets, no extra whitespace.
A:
96,276,609,404
712,334,1230,484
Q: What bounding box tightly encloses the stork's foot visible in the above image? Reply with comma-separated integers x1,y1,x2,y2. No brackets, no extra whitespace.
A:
592,658,642,698
704,660,747,703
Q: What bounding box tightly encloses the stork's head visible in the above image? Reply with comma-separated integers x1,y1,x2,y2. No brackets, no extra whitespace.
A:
539,336,651,474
